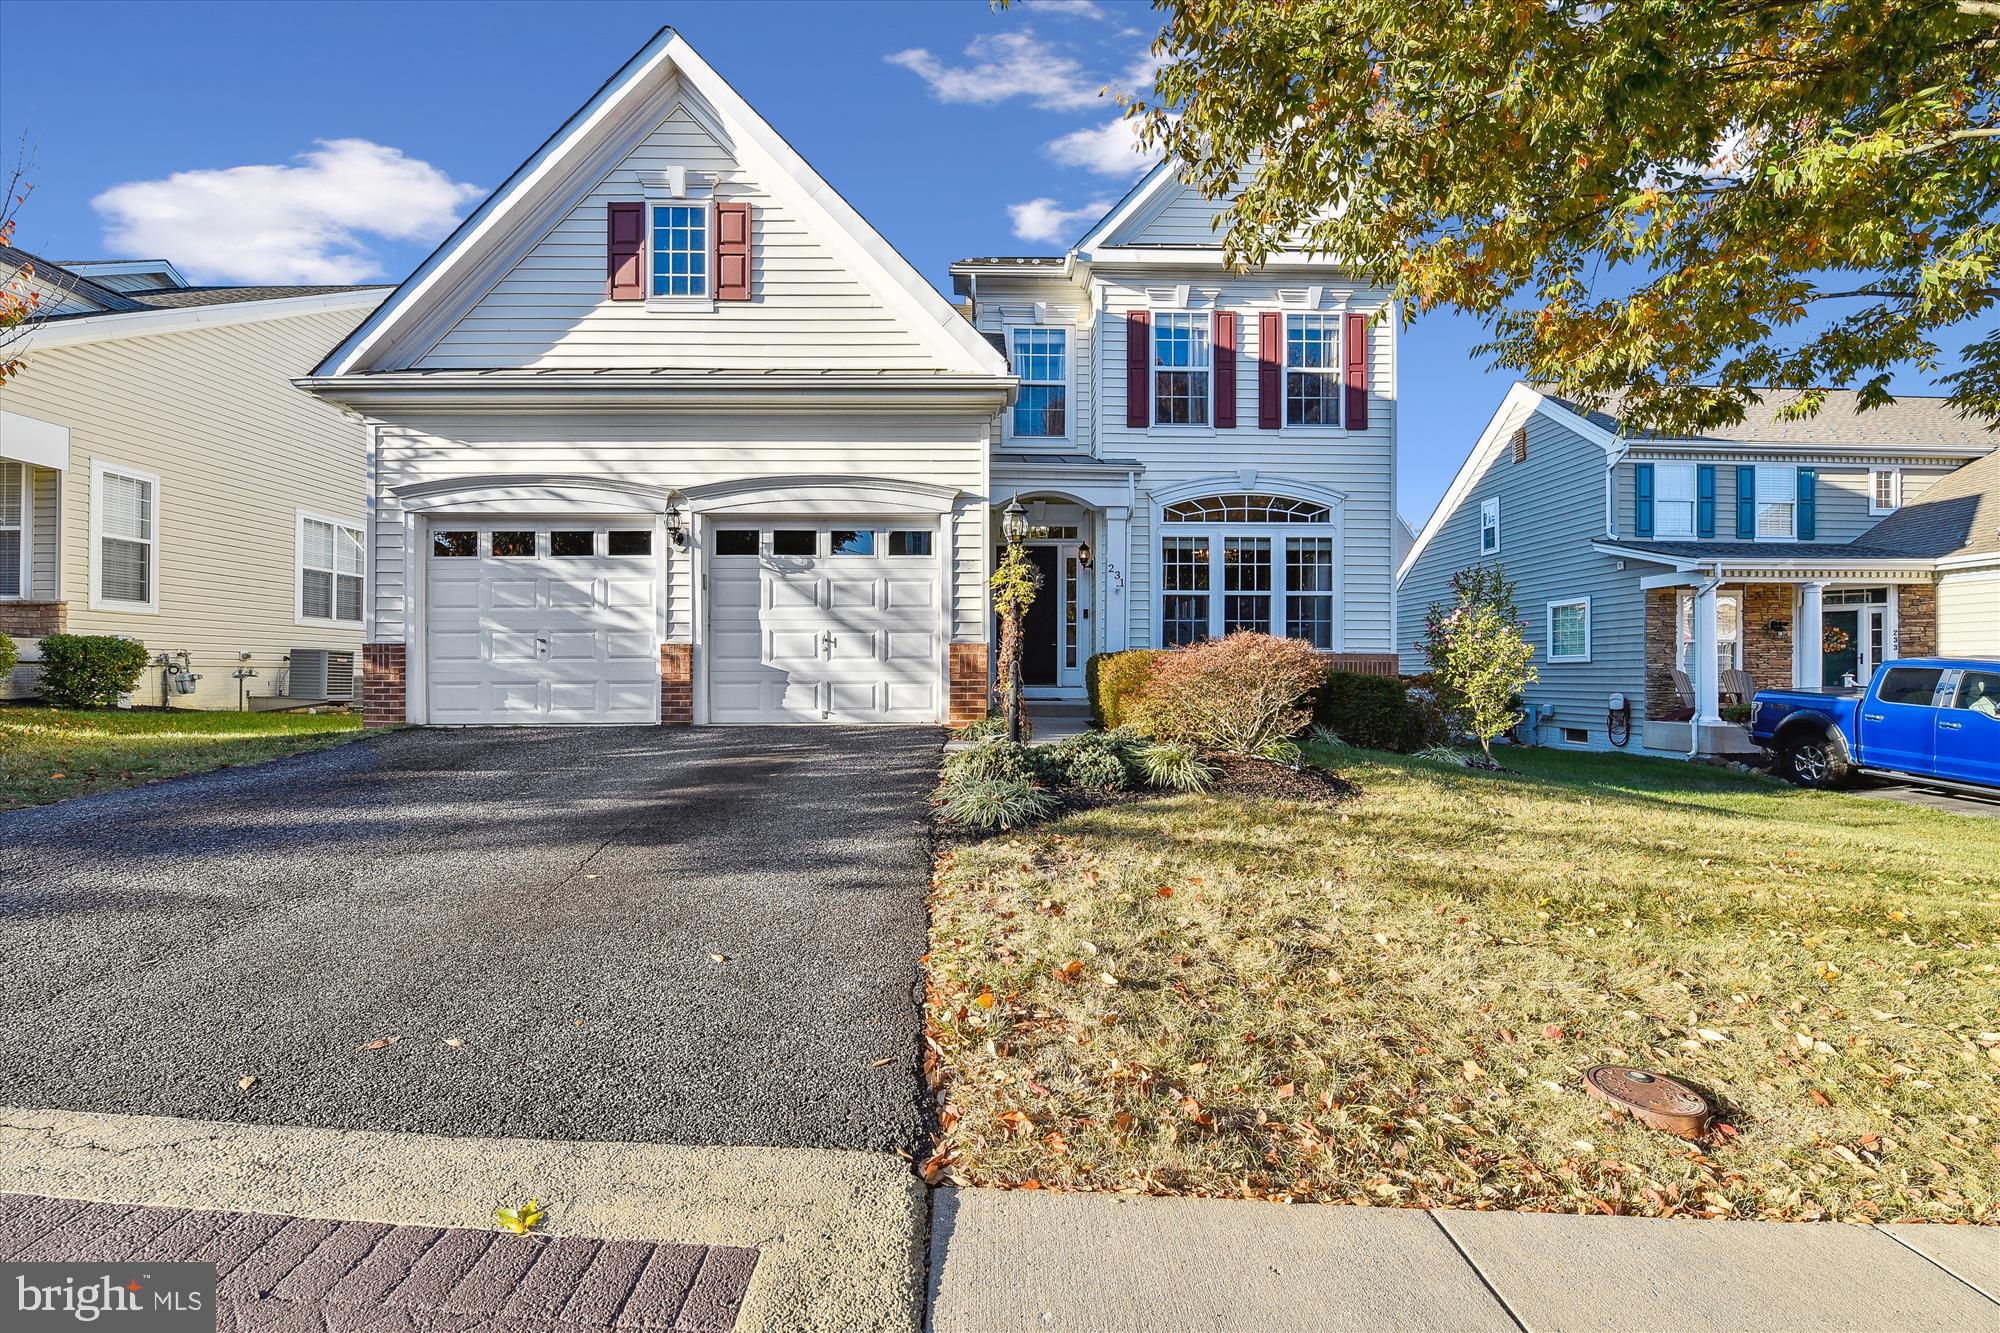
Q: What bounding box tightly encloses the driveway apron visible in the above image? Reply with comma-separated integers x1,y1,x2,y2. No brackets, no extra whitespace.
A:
0,726,941,1153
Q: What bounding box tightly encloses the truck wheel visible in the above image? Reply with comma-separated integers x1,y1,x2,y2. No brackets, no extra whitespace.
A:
1782,730,1853,789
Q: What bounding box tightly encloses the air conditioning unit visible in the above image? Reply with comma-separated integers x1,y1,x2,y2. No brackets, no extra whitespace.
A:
290,649,357,703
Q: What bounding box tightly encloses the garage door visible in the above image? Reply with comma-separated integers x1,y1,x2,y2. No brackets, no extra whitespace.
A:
426,524,660,724
707,523,940,724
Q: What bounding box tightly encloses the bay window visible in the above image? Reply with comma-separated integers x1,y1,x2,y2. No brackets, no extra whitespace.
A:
1152,312,1211,425
1158,493,1339,648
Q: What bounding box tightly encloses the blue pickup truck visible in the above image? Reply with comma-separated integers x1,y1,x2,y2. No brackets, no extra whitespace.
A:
1751,658,2000,791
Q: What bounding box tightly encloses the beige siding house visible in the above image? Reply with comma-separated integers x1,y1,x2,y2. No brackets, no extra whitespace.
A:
0,249,384,708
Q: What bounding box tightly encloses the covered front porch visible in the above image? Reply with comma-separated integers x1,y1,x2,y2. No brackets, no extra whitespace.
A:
1632,558,1938,756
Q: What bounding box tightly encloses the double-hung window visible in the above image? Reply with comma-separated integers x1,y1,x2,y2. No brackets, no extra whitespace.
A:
1159,493,1339,649
1870,467,1902,515
1547,598,1591,662
1479,497,1500,554
1755,465,1796,538
299,513,365,624
1654,464,1698,537
1009,328,1068,439
0,459,22,598
1284,314,1341,426
650,202,709,299
92,461,157,611
1677,590,1742,677
1152,312,1211,425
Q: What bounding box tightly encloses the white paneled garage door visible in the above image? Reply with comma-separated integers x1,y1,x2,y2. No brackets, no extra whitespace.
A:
426,523,660,724
707,523,941,724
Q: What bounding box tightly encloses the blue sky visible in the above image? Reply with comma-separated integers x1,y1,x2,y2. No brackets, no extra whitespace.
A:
0,0,1974,527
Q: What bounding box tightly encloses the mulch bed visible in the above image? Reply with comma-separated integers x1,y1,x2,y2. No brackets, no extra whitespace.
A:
1208,754,1358,803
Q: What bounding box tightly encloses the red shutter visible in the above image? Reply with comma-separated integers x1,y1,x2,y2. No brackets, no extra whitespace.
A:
1257,311,1282,429
1213,311,1238,429
1344,311,1369,430
1125,310,1151,428
714,201,751,301
607,202,644,301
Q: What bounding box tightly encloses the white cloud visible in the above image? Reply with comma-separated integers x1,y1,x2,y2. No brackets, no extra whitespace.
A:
1045,117,1159,177
92,139,482,285
1020,0,1107,18
885,30,1109,111
1008,196,1114,244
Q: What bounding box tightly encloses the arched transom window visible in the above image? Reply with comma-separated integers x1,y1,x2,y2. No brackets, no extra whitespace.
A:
1161,493,1331,524
1157,492,1339,649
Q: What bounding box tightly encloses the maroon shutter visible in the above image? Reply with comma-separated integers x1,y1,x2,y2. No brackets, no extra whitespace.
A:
1257,311,1282,429
1125,310,1151,428
1213,311,1238,429
1344,311,1369,430
714,201,752,301
607,202,644,301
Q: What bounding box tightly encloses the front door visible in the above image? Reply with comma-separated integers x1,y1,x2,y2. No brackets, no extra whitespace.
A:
1821,610,1861,688
1020,546,1061,687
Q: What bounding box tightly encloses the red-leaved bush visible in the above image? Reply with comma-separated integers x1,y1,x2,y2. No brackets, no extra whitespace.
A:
1134,632,1325,754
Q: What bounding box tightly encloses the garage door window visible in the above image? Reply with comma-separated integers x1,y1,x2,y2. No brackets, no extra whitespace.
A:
550,530,593,557
772,530,815,556
888,530,933,557
714,529,759,556
831,529,874,556
491,531,535,558
434,531,477,557
608,530,652,556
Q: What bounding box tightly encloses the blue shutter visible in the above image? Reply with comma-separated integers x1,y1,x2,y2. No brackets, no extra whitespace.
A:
1797,467,1817,540
1696,465,1716,538
1736,465,1756,538
1633,463,1654,537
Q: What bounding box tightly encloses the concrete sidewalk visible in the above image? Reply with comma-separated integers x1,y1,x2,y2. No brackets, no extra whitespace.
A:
928,1187,2000,1332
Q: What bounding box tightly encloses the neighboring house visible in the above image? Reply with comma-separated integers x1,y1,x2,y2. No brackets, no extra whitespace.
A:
0,247,385,708
1398,383,1998,758
300,27,1397,731
951,184,1401,699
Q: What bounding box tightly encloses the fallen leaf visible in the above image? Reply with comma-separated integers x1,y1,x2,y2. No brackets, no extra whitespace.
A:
1272,1081,1295,1100
973,991,996,1009
443,1038,464,1049
1809,1088,1832,1108
1697,1028,1729,1044
355,1037,400,1052
1543,1024,1565,1041
494,1198,546,1235
871,1057,892,1068
237,1076,257,1091
709,953,730,964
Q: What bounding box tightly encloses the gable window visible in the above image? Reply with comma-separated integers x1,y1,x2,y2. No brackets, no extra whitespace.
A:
1547,597,1591,662
650,202,709,299
1284,314,1341,426
1159,492,1340,649
298,513,365,625
1479,497,1500,554
0,458,22,599
1009,328,1068,439
1152,312,1211,426
1755,464,1796,538
1654,463,1698,537
91,461,158,611
1870,467,1902,515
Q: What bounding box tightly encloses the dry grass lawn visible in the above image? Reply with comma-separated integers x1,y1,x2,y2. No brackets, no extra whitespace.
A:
925,744,2000,1222
0,706,362,811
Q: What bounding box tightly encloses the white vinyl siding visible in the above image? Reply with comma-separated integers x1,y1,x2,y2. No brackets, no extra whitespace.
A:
299,512,365,625
417,103,944,370
1755,464,1797,539
1654,463,1697,538
0,458,21,598
91,461,158,611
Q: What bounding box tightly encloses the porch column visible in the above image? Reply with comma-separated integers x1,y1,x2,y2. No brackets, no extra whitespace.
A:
1102,504,1130,651
1796,581,1824,690
1692,582,1724,737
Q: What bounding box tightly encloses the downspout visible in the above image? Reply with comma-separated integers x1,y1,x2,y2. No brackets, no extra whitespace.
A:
1689,561,1724,760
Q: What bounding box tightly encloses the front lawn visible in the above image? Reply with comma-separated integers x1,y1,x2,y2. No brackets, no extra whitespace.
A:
925,744,2000,1222
0,706,363,811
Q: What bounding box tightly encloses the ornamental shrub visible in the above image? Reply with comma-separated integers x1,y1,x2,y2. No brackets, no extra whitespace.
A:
1135,740,1215,792
35,633,151,708
939,776,1057,831
1087,650,1165,731
0,632,16,680
1133,632,1324,755
943,738,1041,786
1313,670,1452,753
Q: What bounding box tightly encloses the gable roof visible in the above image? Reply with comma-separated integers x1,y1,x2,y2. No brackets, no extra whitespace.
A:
1855,448,2000,561
1545,387,1995,449
314,27,1004,379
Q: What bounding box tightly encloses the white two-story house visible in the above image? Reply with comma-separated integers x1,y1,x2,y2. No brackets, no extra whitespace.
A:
952,180,1401,698
301,27,1398,730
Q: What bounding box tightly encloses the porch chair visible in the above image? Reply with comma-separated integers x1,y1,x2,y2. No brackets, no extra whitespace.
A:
1720,669,1756,706
1671,669,1695,711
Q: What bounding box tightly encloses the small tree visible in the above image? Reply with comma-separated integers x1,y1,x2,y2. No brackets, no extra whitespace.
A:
991,543,1042,742
1421,563,1539,762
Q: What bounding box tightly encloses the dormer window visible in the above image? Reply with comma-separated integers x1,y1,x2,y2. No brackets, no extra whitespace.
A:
650,202,710,299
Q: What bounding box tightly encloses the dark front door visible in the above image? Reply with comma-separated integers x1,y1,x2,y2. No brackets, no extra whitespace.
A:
1020,547,1061,687
1822,610,1860,688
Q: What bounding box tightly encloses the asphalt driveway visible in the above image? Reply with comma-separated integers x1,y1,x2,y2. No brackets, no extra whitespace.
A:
0,726,940,1152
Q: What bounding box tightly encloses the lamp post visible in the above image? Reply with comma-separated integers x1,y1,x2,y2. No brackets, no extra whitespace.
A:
1001,496,1029,742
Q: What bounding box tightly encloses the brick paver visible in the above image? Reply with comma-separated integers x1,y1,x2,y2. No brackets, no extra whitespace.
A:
1,1194,756,1332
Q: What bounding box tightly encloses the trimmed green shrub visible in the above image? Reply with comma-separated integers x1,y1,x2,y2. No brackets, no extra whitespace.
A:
1044,729,1137,790
944,738,1041,785
1087,649,1165,732
1135,633,1323,754
1313,669,1449,753
939,776,1057,831
35,633,151,708
1136,741,1215,793
1065,744,1130,791
0,632,16,679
